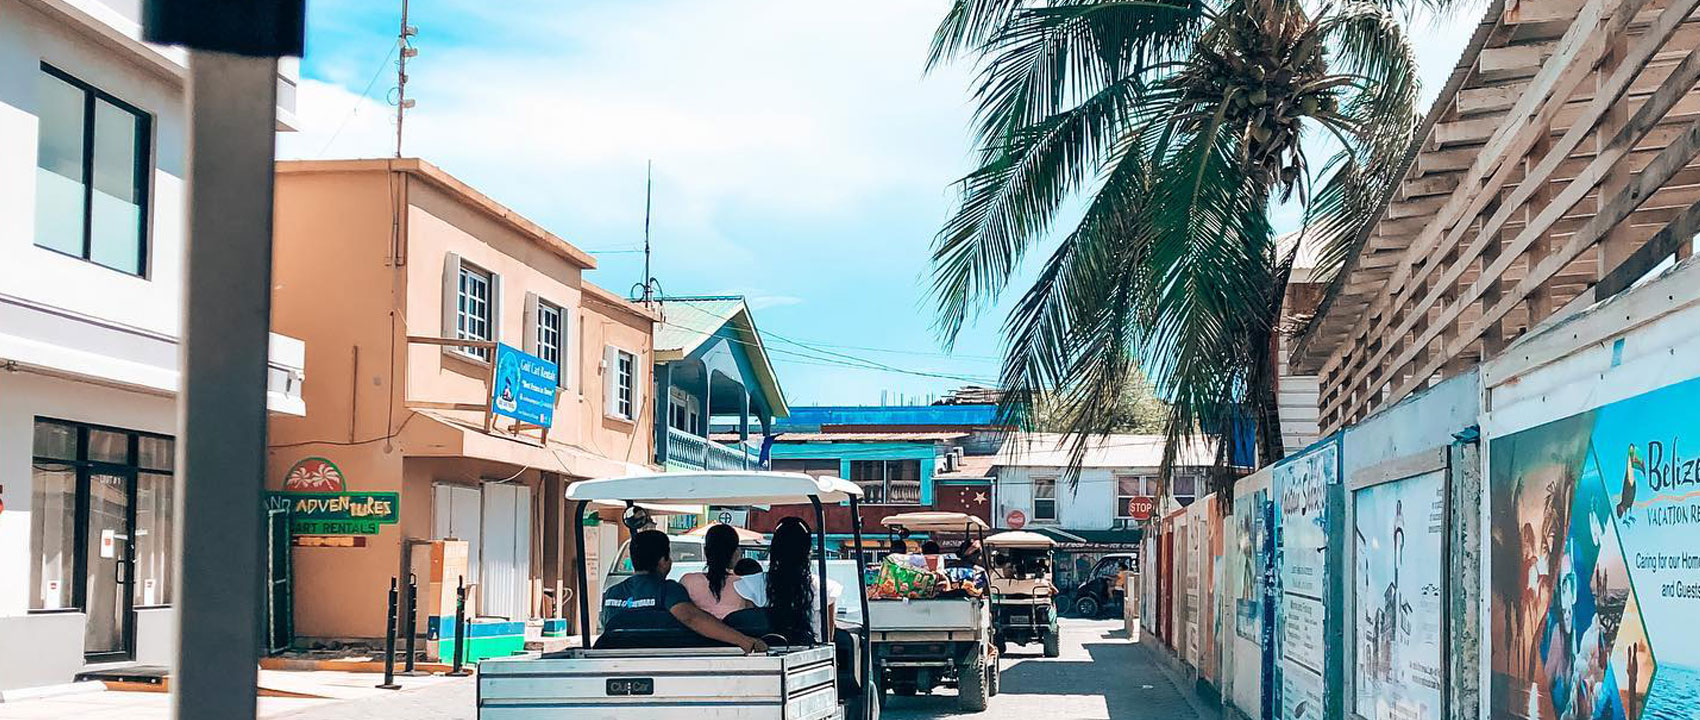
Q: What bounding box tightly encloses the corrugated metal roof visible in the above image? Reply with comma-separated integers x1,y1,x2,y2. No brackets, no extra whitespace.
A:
992,433,1217,469
654,297,744,355
775,404,1001,430
767,432,968,443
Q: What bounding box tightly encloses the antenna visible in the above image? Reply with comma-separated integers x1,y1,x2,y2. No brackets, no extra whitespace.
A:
393,0,419,157
631,160,662,304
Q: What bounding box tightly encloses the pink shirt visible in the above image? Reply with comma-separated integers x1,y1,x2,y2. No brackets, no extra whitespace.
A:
679,571,753,619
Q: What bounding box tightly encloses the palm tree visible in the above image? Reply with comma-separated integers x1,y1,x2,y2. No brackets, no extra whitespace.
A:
928,0,1434,492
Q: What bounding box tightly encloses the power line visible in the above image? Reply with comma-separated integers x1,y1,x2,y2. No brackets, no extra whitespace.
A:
651,312,998,384
316,39,399,158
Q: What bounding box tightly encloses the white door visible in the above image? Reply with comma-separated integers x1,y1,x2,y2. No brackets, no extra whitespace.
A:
480,483,532,620
432,484,482,587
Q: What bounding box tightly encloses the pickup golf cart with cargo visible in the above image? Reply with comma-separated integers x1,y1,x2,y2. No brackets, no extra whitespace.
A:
984,530,1060,657
1069,552,1138,618
476,471,880,720
867,511,999,712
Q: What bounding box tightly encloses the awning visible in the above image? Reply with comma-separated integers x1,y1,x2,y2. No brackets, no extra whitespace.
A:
401,409,654,480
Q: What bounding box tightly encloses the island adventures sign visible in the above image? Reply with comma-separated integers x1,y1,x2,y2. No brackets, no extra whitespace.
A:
269,456,399,536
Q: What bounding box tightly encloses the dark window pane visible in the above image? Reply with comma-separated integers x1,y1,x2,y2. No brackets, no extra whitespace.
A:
29,463,77,610
34,71,87,256
32,421,77,460
87,429,128,464
135,472,173,606
89,98,144,274
138,435,173,471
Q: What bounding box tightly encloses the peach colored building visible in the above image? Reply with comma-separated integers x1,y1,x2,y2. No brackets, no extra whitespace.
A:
267,158,657,644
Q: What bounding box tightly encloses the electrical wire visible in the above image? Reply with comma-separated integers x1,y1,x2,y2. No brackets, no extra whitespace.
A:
316,39,401,158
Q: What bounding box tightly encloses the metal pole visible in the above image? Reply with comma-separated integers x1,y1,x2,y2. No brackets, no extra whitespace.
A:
574,500,592,648
446,577,471,676
849,496,874,712
809,497,828,645
402,573,421,675
377,578,401,690
171,50,279,720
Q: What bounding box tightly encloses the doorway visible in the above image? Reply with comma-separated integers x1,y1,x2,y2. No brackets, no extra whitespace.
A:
30,419,174,663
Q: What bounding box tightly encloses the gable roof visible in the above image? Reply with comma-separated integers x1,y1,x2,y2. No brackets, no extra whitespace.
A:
653,296,788,417
992,433,1218,469
774,404,1001,430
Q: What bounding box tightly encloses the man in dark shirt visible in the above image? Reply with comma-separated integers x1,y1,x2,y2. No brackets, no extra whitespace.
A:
601,529,768,654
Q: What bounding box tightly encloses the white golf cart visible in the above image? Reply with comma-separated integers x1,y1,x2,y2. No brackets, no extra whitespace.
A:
476,471,879,720
867,511,999,712
984,530,1060,657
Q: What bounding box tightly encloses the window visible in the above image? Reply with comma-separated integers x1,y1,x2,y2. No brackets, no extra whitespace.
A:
1033,476,1057,521
667,389,702,433
848,459,923,505
535,300,562,370
456,263,493,361
772,459,840,479
615,351,635,419
1116,475,1155,518
1171,472,1199,507
28,419,175,611
34,66,151,276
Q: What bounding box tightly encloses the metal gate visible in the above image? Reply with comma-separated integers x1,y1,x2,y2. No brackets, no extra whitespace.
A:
263,502,293,655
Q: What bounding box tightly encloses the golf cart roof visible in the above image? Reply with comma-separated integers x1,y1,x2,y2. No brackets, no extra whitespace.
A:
880,511,990,532
985,530,1056,549
566,470,863,506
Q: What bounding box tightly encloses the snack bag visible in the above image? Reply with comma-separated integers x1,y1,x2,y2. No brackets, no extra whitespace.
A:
871,553,941,599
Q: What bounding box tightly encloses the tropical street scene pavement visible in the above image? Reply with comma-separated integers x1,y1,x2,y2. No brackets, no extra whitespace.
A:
6,0,1700,719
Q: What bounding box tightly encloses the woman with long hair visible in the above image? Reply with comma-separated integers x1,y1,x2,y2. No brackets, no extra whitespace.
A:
679,524,753,619
735,516,841,644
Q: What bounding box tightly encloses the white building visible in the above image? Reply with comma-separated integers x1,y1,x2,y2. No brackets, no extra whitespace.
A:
991,433,1213,532
0,0,301,689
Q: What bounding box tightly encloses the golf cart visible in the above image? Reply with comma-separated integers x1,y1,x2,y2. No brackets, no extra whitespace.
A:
867,511,998,712
1070,552,1138,618
984,530,1060,657
477,471,879,720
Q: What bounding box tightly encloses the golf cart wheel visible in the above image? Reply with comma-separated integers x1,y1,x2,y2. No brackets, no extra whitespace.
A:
893,684,916,697
1075,594,1101,618
988,655,1001,697
1043,629,1061,658
996,636,1008,655
957,653,989,712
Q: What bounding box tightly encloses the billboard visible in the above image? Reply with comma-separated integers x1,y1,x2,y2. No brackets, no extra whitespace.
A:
491,342,558,428
1488,375,1700,720
1353,470,1445,720
1276,440,1339,720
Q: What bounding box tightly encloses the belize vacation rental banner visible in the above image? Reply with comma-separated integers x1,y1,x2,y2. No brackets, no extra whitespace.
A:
1489,373,1700,720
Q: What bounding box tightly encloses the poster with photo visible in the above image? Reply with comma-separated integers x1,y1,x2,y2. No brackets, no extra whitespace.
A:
1489,374,1700,720
1276,441,1338,720
1353,470,1445,720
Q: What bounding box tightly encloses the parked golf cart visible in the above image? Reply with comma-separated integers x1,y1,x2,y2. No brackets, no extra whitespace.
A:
477,471,880,720
1069,552,1138,618
867,511,999,712
984,530,1060,657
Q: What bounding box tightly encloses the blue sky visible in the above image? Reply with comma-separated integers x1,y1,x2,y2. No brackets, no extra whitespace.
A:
278,0,1478,406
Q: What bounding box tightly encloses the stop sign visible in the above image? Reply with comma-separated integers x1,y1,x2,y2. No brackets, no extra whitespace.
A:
1125,496,1156,521
1006,509,1027,529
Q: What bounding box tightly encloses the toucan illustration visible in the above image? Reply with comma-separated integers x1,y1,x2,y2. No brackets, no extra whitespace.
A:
1617,444,1641,524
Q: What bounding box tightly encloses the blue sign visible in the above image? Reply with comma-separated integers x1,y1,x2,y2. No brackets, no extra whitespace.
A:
491,343,558,428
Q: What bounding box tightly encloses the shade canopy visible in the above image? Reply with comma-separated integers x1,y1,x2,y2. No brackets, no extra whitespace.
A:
566,470,862,506
880,511,991,533
985,530,1056,549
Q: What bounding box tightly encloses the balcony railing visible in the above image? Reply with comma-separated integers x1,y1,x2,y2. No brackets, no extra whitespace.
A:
665,426,763,471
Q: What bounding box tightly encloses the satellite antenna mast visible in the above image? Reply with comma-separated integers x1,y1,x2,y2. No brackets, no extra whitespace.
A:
394,0,418,157
632,160,662,303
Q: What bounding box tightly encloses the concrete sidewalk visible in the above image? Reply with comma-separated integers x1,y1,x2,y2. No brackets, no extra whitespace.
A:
0,670,467,720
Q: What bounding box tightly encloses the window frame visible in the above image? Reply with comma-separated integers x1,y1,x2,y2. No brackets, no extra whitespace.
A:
1115,474,1155,519
847,458,924,506
614,349,636,420
34,64,153,278
455,262,494,362
28,418,175,615
534,298,563,372
1032,475,1058,521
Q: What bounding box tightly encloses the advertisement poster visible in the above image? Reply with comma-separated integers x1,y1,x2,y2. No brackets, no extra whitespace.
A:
491,342,559,428
1489,375,1700,720
1354,470,1446,720
1276,441,1337,720
1237,487,1272,642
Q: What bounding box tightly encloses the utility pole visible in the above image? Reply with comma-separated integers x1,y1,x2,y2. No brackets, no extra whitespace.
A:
632,161,661,304
394,0,418,157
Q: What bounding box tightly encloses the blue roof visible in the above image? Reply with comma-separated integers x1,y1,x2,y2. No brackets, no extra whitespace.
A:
774,404,1000,430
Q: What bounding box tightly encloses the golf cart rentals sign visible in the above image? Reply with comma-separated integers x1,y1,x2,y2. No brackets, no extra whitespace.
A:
492,343,558,428
271,457,399,536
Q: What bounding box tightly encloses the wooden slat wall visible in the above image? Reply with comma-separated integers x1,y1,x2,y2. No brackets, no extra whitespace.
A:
1293,0,1700,433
